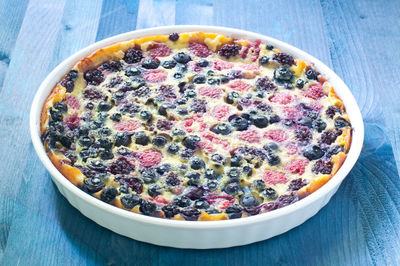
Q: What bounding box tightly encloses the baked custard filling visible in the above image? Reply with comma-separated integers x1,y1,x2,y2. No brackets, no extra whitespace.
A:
41,32,351,221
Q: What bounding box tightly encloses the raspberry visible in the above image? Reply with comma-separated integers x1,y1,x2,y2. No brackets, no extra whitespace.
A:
264,129,288,142
241,64,259,71
144,70,168,83
303,83,325,99
285,159,309,175
283,106,303,121
189,42,211,58
64,95,80,110
114,120,140,131
218,44,240,58
228,80,252,92
255,77,276,92
198,86,223,98
272,52,294,65
239,130,260,143
312,160,333,175
65,114,80,129
211,105,231,120
137,149,162,168
198,140,215,153
213,60,234,70
269,93,293,105
187,61,202,72
205,194,235,205
153,195,169,205
285,142,298,155
149,43,172,58
263,170,288,185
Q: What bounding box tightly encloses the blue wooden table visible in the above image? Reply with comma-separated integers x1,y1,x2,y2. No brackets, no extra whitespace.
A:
1,0,399,265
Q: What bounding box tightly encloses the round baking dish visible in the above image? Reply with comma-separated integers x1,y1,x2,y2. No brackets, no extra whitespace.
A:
30,25,364,249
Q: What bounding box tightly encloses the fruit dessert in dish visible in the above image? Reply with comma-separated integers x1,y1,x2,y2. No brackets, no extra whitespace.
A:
40,31,352,221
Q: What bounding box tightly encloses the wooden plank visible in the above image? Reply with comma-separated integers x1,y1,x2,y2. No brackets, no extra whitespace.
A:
175,0,213,25
136,0,176,29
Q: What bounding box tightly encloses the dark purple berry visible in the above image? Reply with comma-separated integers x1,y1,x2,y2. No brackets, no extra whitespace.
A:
83,177,105,193
190,99,207,113
100,186,118,202
334,117,351,129
319,130,342,145
109,157,135,175
272,52,294,66
312,160,333,174
256,77,277,92
121,194,141,209
84,69,104,85
218,44,240,58
169,32,179,42
288,178,306,191
225,204,243,219
162,204,179,218
123,48,143,64
295,126,312,145
140,201,157,216
326,106,340,119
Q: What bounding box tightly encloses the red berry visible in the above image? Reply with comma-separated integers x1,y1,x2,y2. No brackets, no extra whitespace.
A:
239,130,260,143
189,42,211,58
241,64,259,71
283,106,303,121
263,170,288,185
211,105,231,120
213,60,233,70
137,149,162,168
144,70,168,83
285,142,298,155
228,80,252,92
65,113,80,129
264,129,288,143
198,140,215,153
285,159,309,175
198,86,223,98
303,83,325,99
153,195,169,205
149,43,172,58
64,95,80,110
269,93,293,105
114,120,140,131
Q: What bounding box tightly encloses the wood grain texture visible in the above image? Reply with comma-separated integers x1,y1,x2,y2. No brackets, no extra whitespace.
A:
0,0,400,265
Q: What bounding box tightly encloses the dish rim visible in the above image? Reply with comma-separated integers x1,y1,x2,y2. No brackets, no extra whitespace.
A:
30,25,364,229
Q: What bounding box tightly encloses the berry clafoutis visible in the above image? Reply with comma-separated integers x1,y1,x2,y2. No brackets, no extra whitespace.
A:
41,32,352,221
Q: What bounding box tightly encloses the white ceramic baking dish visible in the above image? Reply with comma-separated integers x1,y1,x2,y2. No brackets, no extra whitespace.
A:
30,25,364,249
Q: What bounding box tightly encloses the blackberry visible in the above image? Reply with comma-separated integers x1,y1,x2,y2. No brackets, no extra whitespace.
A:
133,86,151,98
142,58,160,69
173,52,191,64
190,99,207,113
166,174,181,186
156,119,173,131
255,77,277,91
169,32,179,42
123,48,143,64
121,194,141,209
303,145,325,160
109,157,135,175
119,102,140,114
218,44,240,58
259,56,270,65
100,186,118,203
162,204,179,218
326,106,340,119
184,186,205,200
83,88,103,100
295,127,312,145
173,196,191,207
319,130,341,145
99,150,114,160
312,160,333,174
272,52,294,66
277,194,297,208
306,69,318,80
334,117,351,129
147,184,162,197
140,201,157,216
289,178,307,191
101,61,122,72
84,69,104,85
274,66,293,83
225,204,243,219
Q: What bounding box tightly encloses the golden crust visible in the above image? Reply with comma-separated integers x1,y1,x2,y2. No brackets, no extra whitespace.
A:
48,150,84,186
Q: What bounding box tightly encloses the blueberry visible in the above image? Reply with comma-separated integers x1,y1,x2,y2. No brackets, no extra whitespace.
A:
117,147,130,156
262,187,277,200
173,196,191,207
211,154,226,165
186,172,201,186
212,123,232,135
224,182,241,195
114,132,132,147
253,115,269,128
110,113,122,122
152,135,168,147
184,89,197,98
230,155,243,167
220,75,230,84
142,58,160,69
49,108,63,122
140,201,157,216
313,118,327,132
83,177,105,193
113,91,125,102
266,152,281,166
147,184,162,198
303,145,325,160
204,169,218,180
274,66,293,83
177,108,188,116
141,169,158,183
162,60,177,69
54,102,68,113
228,168,241,179
167,143,180,154
241,195,259,207
121,194,141,209
207,181,219,191
173,72,183,79
79,136,93,147
158,104,168,116
296,79,305,88
97,101,112,112
99,150,114,160
172,128,186,137
162,204,179,218
193,74,206,84
207,70,215,76
259,56,270,65
183,135,200,149
207,78,219,85
176,97,187,104
306,69,318,80
176,63,188,73
180,148,195,159
226,91,239,104
269,114,281,124
225,204,243,219
194,200,210,209
166,174,180,186
334,117,350,129
135,131,150,145
253,179,265,191
196,59,209,67
190,157,205,170
156,164,171,175
230,116,249,131
169,32,179,41
85,102,94,110
242,165,253,176
173,52,191,64
125,66,141,76
264,142,279,151
99,127,112,136
100,186,118,203
266,44,274,50
139,110,152,122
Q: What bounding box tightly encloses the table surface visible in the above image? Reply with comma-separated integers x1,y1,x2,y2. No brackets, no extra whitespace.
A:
1,0,400,265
